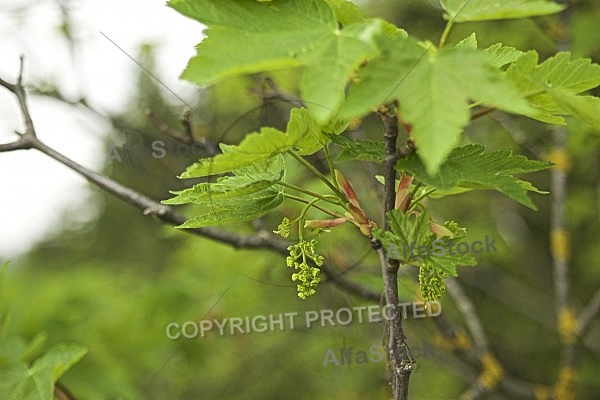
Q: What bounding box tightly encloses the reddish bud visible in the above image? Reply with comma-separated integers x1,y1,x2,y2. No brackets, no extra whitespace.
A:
335,170,360,208
395,173,413,212
304,218,347,229
430,221,454,238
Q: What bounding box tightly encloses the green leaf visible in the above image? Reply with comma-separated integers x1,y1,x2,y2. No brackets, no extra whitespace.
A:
168,0,335,33
374,175,473,198
287,108,328,154
180,108,325,178
31,344,87,383
164,155,284,205
301,19,384,123
372,209,476,301
169,0,336,86
0,344,87,400
506,51,600,124
377,210,435,256
549,89,600,131
339,33,424,119
343,36,533,174
328,134,384,163
455,32,478,49
326,0,365,25
396,144,552,209
170,0,390,125
440,0,565,22
179,127,291,178
176,188,284,228
484,43,524,69
180,28,310,85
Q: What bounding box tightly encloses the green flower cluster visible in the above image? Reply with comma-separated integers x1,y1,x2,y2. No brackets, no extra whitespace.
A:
418,263,448,302
273,217,291,238
286,239,324,299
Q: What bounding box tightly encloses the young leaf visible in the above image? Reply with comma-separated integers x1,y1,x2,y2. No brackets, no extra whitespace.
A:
375,209,435,256
176,188,284,228
396,144,552,209
179,127,292,178
178,27,310,85
164,155,285,205
372,209,476,300
338,33,424,120
180,108,326,179
328,133,385,163
440,0,565,23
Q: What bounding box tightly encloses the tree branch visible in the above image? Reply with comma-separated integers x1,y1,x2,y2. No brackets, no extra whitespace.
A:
446,278,489,353
577,286,600,338
374,104,413,400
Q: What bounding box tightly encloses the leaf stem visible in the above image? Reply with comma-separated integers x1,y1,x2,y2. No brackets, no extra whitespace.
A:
299,197,322,220
284,193,344,218
439,20,455,48
409,188,437,210
277,180,340,205
470,106,496,121
324,144,341,193
288,150,344,198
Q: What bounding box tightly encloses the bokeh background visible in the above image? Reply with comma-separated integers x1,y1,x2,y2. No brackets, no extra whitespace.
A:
1,0,599,399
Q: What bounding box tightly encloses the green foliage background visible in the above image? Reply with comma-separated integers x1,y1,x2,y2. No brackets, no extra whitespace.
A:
1,0,600,399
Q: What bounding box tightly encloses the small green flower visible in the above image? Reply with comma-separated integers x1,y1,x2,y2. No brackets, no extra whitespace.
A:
419,264,448,302
443,220,467,239
286,239,323,299
274,217,291,238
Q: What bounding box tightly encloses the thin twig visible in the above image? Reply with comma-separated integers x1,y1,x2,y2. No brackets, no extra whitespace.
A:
577,286,600,338
490,113,542,159
145,108,218,156
446,278,489,353
179,108,193,142
145,109,193,144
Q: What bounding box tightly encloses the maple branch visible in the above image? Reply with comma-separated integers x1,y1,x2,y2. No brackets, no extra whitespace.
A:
145,108,218,155
248,77,304,107
145,109,194,144
374,104,413,400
